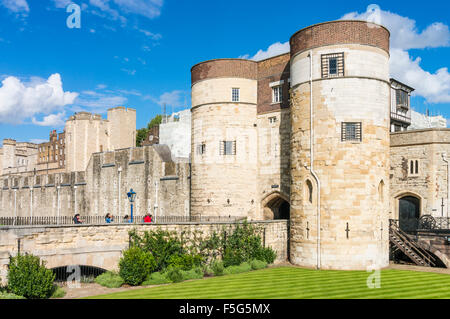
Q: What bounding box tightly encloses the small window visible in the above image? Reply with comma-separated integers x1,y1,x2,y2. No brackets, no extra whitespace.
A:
409,160,420,177
306,180,313,204
269,116,277,124
220,141,236,155
197,143,206,155
321,53,344,78
341,122,362,142
232,88,240,102
272,86,282,103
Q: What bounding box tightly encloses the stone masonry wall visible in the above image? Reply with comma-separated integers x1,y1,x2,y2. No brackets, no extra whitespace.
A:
0,220,288,283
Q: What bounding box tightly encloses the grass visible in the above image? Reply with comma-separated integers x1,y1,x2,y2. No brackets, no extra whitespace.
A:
86,266,450,299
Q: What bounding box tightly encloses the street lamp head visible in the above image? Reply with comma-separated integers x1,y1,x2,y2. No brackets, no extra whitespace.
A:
127,188,137,203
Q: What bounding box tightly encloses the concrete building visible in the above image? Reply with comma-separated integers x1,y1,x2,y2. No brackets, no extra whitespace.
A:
159,109,191,160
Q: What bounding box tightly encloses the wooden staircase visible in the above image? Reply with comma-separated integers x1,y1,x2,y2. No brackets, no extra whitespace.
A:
389,220,436,267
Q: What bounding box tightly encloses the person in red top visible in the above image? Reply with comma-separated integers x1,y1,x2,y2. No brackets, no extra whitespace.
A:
144,213,152,223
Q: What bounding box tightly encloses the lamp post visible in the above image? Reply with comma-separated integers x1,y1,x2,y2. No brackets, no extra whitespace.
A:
127,189,137,223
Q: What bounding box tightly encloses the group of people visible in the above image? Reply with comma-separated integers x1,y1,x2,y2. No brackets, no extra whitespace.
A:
72,213,154,224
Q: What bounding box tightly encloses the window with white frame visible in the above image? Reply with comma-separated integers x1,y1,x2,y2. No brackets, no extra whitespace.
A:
232,88,240,102
409,159,420,176
269,116,277,124
321,53,345,78
272,85,282,103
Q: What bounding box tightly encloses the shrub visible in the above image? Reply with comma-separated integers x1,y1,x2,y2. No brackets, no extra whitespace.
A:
129,229,184,271
181,267,204,281
142,272,171,286
254,247,277,264
119,247,156,286
166,267,184,283
50,286,66,299
167,254,203,271
250,259,268,270
95,272,124,288
211,260,224,276
7,254,55,299
202,265,214,277
223,262,252,275
0,292,25,299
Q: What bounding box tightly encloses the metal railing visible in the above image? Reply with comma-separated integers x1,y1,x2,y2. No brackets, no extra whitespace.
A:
0,215,246,226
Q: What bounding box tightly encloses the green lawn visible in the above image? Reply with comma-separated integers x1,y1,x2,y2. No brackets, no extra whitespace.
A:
87,266,450,299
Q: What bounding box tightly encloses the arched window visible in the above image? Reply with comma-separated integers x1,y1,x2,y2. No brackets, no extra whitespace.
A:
306,180,313,204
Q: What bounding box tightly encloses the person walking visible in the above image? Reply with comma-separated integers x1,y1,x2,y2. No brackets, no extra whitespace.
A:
144,213,152,223
73,214,83,224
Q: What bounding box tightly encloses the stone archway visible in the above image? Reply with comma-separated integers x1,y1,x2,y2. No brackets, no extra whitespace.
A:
399,195,421,232
262,192,290,220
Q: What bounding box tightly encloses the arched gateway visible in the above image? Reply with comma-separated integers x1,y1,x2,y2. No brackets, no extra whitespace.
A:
262,192,290,220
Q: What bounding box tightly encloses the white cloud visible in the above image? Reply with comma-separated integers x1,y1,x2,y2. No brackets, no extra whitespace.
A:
240,41,290,61
72,90,127,114
1,0,29,16
121,68,136,76
137,28,162,40
341,8,450,50
0,73,78,124
144,90,189,109
32,112,66,127
52,0,71,8
29,138,48,144
342,5,450,104
112,0,163,19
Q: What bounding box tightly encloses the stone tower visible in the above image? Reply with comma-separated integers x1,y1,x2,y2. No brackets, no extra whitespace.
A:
289,20,391,270
190,59,259,219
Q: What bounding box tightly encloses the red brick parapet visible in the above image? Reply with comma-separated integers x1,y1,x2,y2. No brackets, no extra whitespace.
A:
290,20,390,56
191,59,258,85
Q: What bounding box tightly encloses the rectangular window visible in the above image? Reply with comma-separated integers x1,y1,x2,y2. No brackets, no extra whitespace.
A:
341,122,362,142
196,143,206,155
409,159,420,177
269,116,277,124
396,90,409,108
220,141,236,155
232,88,240,102
272,86,282,103
321,53,345,78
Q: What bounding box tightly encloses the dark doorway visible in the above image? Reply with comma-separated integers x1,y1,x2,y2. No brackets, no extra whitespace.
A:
51,265,107,282
399,196,420,232
264,196,290,220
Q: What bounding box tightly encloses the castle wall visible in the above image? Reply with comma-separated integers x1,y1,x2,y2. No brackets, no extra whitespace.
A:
0,146,190,219
390,129,450,218
191,65,259,219
289,21,391,270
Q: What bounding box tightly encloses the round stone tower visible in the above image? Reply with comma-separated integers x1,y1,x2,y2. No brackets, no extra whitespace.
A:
289,20,391,270
190,59,259,219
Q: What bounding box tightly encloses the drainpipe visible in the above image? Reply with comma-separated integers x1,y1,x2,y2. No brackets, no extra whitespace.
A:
57,186,61,225
74,185,78,217
13,189,17,226
308,50,322,270
443,153,449,218
30,188,33,221
118,167,122,221
154,181,159,223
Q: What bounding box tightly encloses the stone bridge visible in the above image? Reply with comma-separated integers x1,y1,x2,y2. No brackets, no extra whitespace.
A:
0,220,288,283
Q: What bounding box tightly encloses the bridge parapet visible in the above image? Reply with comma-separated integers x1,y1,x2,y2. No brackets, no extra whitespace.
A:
0,220,288,284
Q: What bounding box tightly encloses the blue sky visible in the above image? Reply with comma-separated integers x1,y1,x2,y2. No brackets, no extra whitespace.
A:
0,0,449,144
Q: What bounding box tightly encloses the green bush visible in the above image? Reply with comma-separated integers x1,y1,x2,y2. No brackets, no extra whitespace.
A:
223,262,252,275
50,286,66,298
129,229,184,271
95,272,124,288
167,254,203,271
211,260,224,276
254,247,277,264
181,267,204,281
7,254,55,299
0,291,25,299
202,265,214,277
119,247,156,286
166,267,184,283
142,272,171,286
250,259,268,270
